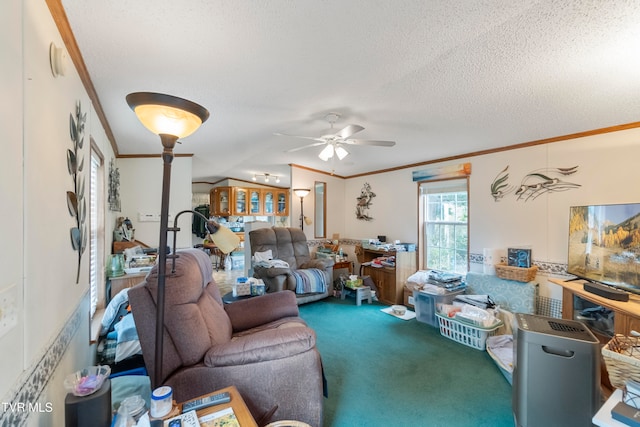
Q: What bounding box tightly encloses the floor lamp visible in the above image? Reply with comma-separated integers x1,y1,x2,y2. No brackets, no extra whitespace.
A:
126,92,210,388
293,188,310,230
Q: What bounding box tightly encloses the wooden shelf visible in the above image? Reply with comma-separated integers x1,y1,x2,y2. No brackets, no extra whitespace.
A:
549,278,640,397
550,278,640,335
360,249,416,305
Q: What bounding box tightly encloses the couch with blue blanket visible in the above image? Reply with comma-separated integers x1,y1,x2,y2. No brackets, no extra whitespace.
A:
249,227,334,304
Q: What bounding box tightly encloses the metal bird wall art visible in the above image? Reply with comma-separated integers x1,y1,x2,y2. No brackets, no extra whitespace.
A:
491,165,580,202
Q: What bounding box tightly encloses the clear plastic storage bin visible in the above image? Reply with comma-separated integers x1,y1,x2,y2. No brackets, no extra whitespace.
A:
414,287,465,327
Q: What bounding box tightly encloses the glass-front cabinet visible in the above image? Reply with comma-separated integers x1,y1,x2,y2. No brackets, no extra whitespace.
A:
232,188,249,215
276,190,289,216
249,189,262,215
210,186,289,217
210,186,231,216
263,189,275,215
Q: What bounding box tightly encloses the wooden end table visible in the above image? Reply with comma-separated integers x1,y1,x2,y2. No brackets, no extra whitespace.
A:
178,385,257,426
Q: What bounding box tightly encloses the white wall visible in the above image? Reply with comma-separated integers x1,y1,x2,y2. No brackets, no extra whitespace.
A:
118,157,193,251
339,127,640,301
291,168,346,242
0,0,25,402
1,1,115,425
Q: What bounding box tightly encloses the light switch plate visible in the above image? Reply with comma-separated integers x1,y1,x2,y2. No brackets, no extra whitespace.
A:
0,284,18,339
138,212,159,222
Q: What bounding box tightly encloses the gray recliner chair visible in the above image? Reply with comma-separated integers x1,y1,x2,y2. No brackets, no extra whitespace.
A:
128,248,324,426
249,227,334,305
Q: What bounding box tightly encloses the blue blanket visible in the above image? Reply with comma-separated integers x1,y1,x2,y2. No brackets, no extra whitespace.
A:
292,268,327,294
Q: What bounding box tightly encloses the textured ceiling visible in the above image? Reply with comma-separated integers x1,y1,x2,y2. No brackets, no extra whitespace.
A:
60,0,640,187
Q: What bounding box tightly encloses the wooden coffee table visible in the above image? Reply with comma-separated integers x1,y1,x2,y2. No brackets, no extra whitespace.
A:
179,385,257,426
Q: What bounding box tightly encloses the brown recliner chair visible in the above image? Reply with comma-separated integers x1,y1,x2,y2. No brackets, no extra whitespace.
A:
249,227,334,305
128,248,324,426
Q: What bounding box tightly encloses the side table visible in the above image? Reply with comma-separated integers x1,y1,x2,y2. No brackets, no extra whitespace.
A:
341,285,372,306
592,388,627,427
109,272,147,301
333,260,353,274
222,291,255,304
179,385,257,426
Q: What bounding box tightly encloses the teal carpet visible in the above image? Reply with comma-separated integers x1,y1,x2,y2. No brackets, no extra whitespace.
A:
298,298,514,427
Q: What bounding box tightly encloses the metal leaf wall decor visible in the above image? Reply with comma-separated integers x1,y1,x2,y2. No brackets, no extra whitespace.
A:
356,182,376,221
66,101,87,283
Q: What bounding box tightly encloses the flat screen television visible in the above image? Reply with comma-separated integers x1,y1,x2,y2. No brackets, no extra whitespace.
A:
568,203,640,295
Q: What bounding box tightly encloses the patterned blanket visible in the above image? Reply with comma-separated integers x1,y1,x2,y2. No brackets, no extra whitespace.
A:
292,268,327,294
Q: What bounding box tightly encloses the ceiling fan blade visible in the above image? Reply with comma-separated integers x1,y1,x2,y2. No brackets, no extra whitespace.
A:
286,141,327,153
344,139,396,147
336,124,364,139
274,132,325,142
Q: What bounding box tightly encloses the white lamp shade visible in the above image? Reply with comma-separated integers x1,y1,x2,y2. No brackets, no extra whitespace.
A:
132,104,203,138
209,225,240,254
318,144,334,161
294,188,310,198
335,145,349,160
126,92,210,138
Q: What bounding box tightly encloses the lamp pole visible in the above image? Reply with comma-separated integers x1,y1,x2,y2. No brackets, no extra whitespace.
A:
153,133,178,388
299,196,304,230
126,91,209,388
293,189,310,231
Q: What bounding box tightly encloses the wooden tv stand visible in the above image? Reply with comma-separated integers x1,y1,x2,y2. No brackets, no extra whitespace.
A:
550,278,640,336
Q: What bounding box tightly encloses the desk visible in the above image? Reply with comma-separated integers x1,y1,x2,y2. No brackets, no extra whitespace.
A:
550,278,640,336
179,385,257,426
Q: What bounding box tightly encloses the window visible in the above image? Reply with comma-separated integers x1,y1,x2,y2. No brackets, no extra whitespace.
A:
89,144,105,318
419,178,469,274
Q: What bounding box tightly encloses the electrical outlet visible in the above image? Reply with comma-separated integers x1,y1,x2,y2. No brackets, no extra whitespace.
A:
0,284,18,339
408,296,415,306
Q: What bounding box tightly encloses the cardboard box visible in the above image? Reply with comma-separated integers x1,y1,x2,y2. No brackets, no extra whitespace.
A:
404,284,418,308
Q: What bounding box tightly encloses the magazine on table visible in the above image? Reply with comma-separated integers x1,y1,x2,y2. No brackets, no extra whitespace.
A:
164,409,200,427
198,407,240,427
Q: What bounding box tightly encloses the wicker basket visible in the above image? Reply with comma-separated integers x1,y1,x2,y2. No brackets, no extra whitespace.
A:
494,263,538,282
602,335,640,389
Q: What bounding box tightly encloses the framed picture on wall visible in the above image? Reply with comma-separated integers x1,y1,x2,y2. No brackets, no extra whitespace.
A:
508,248,532,268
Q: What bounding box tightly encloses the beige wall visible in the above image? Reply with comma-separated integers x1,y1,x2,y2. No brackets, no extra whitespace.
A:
4,2,640,425
1,1,115,425
336,127,640,301
118,157,194,250
290,129,640,305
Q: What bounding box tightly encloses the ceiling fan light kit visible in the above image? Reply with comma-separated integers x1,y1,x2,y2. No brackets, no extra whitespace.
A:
278,112,396,162
318,143,349,161
319,144,334,161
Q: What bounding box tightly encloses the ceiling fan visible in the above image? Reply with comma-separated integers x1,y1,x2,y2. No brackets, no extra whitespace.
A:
276,112,396,161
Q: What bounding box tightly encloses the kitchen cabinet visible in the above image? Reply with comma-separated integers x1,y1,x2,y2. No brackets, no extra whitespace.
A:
276,190,289,216
249,189,263,215
232,188,249,216
210,187,231,216
210,186,289,216
263,189,275,215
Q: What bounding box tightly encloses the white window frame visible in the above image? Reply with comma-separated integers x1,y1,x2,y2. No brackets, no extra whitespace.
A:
418,177,469,274
90,141,105,318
